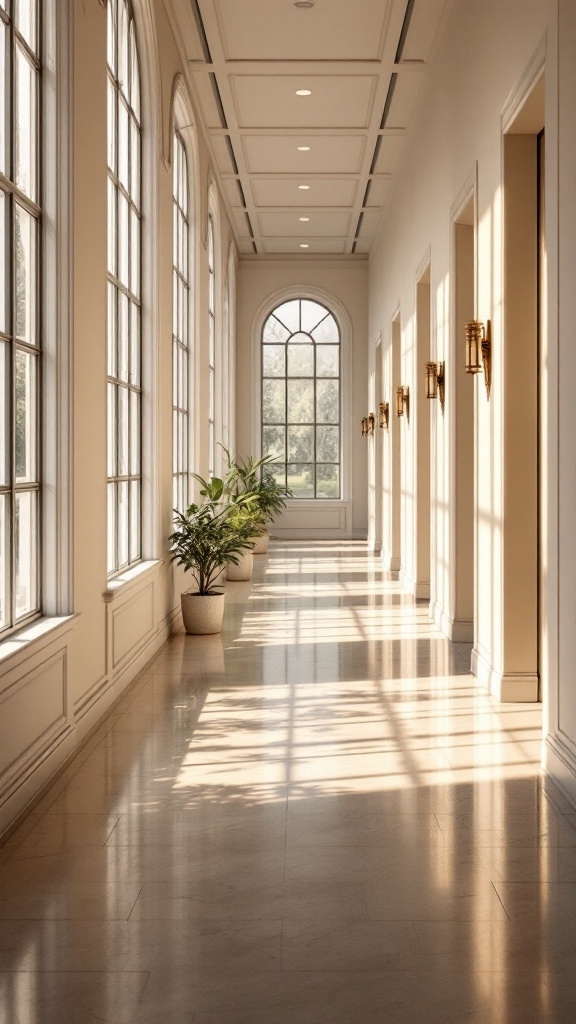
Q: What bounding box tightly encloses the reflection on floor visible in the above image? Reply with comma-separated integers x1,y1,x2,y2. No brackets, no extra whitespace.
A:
1,541,576,1023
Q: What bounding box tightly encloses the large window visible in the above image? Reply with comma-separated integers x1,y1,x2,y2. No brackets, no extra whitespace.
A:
172,131,190,512
107,0,142,574
261,299,340,499
0,0,41,635
207,214,215,477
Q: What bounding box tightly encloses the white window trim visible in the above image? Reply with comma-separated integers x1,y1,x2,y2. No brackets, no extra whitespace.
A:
251,285,353,503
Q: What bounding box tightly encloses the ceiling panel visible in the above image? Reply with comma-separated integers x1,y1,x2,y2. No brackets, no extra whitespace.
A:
251,178,358,208
214,0,391,61
192,74,226,130
354,238,372,254
232,209,253,238
210,135,237,176
385,70,425,128
257,211,351,238
365,178,391,207
223,178,245,209
231,76,378,130
262,238,347,255
373,135,405,175
358,210,380,238
242,136,366,176
401,0,447,62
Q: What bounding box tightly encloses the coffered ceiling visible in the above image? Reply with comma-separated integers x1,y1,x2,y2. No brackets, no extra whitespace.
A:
166,0,448,257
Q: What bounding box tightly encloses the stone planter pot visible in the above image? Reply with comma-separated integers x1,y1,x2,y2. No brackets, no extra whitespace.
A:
252,531,270,554
226,549,254,581
181,591,225,635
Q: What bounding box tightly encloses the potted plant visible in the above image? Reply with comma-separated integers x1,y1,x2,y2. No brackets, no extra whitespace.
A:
169,500,253,634
222,448,291,554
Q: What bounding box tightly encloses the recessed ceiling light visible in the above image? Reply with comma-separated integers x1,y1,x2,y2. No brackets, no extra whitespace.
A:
300,243,310,248
297,146,311,151
298,184,310,190
294,2,314,8
296,89,312,96
299,216,310,222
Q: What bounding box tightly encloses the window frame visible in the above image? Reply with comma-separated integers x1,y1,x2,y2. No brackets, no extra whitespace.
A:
106,0,143,577
172,128,190,513
260,298,342,501
207,212,216,478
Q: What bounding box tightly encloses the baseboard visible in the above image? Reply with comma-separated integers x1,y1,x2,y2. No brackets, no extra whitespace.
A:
399,568,430,600
544,733,576,810
430,601,474,643
471,646,539,702
381,550,401,572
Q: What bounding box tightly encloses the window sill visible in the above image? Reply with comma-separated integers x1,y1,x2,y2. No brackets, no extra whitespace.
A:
0,615,76,671
103,560,161,604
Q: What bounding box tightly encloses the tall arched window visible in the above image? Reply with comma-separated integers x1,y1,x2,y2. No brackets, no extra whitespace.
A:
262,299,340,499
107,0,142,574
207,214,216,477
0,0,42,634
172,131,190,512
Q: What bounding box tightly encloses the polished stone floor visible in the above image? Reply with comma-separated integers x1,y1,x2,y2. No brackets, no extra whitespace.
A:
1,541,576,1023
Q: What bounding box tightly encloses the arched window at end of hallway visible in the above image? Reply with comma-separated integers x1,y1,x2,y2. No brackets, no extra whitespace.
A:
261,298,342,500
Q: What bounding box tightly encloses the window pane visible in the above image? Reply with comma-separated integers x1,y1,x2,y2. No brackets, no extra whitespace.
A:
14,203,36,344
288,425,313,463
118,96,129,190
0,191,6,334
15,44,37,201
107,76,116,172
118,291,129,381
263,345,285,378
287,379,314,423
287,463,314,498
316,345,339,378
312,314,339,344
16,0,38,53
130,210,140,297
273,300,300,333
14,347,37,482
263,379,285,424
0,23,7,177
301,301,327,334
316,464,339,499
269,462,286,489
117,385,128,476
117,480,129,568
0,493,8,629
118,191,129,287
130,303,140,386
107,179,117,275
130,389,140,476
130,118,140,207
15,488,37,618
130,479,140,563
317,379,339,424
288,344,314,377
263,316,290,344
107,0,117,74
107,383,116,477
129,21,140,120
107,482,116,574
0,340,8,485
263,425,285,461
316,425,339,463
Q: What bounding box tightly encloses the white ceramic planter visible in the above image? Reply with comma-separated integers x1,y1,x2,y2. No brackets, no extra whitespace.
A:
226,549,254,581
181,591,225,635
252,531,270,554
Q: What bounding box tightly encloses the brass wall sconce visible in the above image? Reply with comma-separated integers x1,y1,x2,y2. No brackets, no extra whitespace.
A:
379,401,389,429
396,385,409,418
465,319,491,399
367,412,375,436
425,361,445,413
361,417,368,436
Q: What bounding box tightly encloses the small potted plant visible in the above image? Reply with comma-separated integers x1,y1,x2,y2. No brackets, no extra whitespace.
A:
169,500,253,634
222,448,291,554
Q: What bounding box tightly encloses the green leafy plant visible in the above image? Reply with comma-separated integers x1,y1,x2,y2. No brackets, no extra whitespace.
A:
169,500,254,595
220,446,291,527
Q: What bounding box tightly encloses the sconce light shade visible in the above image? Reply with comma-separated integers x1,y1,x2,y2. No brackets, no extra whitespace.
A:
396,386,409,417
361,417,368,436
379,401,389,429
368,413,375,436
465,320,491,398
425,361,445,413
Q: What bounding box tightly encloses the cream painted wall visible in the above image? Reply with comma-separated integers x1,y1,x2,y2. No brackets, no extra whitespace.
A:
0,0,238,838
368,0,549,700
236,258,369,538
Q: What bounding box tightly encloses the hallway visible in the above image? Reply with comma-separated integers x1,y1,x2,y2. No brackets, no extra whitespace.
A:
1,543,576,1023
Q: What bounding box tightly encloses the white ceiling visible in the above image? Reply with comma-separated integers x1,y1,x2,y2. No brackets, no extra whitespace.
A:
167,0,448,257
